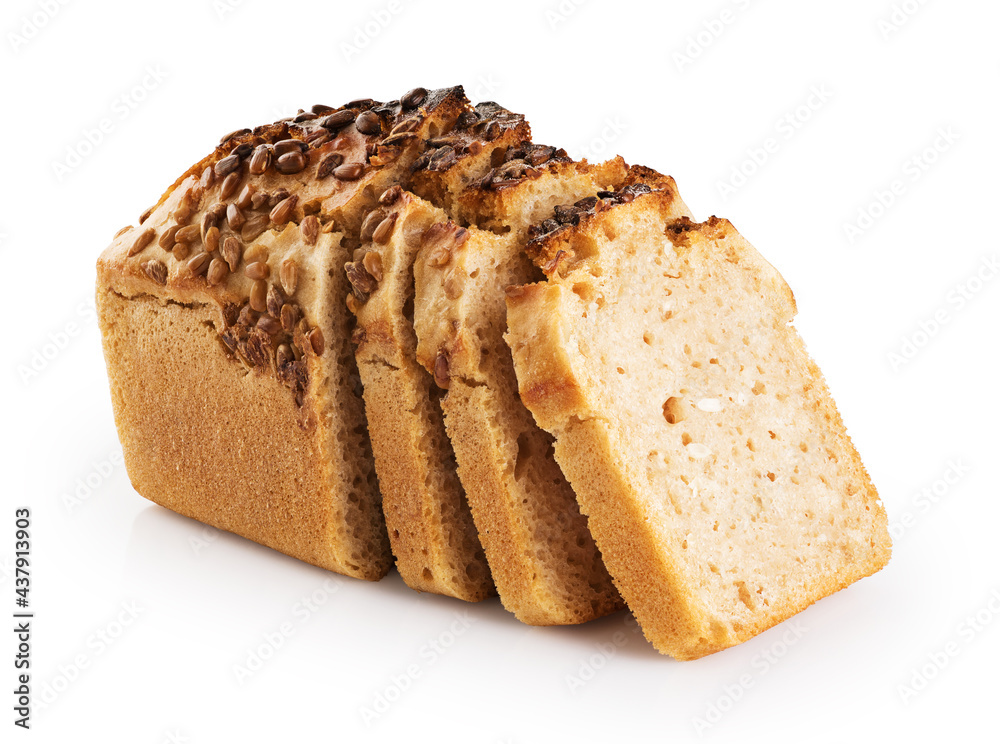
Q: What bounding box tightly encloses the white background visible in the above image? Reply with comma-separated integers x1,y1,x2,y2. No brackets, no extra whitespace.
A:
2,0,998,741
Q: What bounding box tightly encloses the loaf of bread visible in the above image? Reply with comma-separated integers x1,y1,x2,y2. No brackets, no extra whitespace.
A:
411,161,670,624
505,191,892,658
97,87,469,580
98,83,889,654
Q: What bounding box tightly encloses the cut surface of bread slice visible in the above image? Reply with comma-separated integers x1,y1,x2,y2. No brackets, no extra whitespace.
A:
410,163,666,623
97,86,470,580
345,189,494,601
505,193,891,658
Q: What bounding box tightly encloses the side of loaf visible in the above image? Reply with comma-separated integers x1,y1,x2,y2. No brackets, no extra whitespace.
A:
504,191,892,658
97,87,472,581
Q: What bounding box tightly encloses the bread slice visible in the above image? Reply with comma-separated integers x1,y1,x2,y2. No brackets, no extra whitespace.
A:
97,86,471,580
409,162,663,623
345,189,494,601
504,192,892,658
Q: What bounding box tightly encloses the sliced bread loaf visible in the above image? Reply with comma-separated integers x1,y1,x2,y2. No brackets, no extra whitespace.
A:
409,162,671,623
345,189,495,601
97,86,471,580
505,192,891,658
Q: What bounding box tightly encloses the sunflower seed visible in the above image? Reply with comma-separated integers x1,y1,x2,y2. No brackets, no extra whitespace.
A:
222,235,242,271
114,225,132,239
369,146,401,167
238,304,257,326
139,205,154,224
280,259,298,295
236,184,256,211
220,171,241,200
372,213,397,245
158,225,181,251
301,215,319,245
200,212,218,243
204,225,220,253
245,261,270,280
378,184,402,206
355,110,381,135
187,252,211,276
276,151,306,174
308,328,325,355
128,228,156,257
174,225,200,244
220,128,250,145
266,284,285,317
334,162,364,181
209,202,228,221
389,116,421,136
293,112,318,123
433,352,450,389
244,328,272,367
316,152,344,179
207,257,229,286
380,131,417,148
400,87,427,109
276,343,294,366
242,213,270,242
345,261,376,299
227,203,246,231
269,194,298,225
274,139,305,156
422,222,468,266
249,145,273,175
320,110,356,130
362,251,383,282
360,209,387,242
200,166,215,190
143,259,167,284
173,242,191,261
250,280,268,312
312,104,334,115
215,154,240,177
280,303,299,333
257,315,282,335
251,191,270,210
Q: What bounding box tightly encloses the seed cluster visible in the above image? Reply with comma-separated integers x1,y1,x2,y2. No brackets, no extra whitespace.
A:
477,143,570,190
344,185,404,307
117,87,466,407
527,183,655,245
411,102,527,175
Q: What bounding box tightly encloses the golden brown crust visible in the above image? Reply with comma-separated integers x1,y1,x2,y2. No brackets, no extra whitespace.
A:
97,288,390,579
97,86,472,582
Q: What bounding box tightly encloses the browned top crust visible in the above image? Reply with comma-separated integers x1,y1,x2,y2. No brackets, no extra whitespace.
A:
410,101,531,175
523,168,684,273
100,86,471,408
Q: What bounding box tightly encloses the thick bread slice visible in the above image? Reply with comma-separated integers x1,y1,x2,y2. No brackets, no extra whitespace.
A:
505,196,891,658
410,163,661,623
345,190,494,601
97,86,469,580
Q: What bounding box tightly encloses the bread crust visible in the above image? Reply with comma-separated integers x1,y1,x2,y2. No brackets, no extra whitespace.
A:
97,86,472,581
